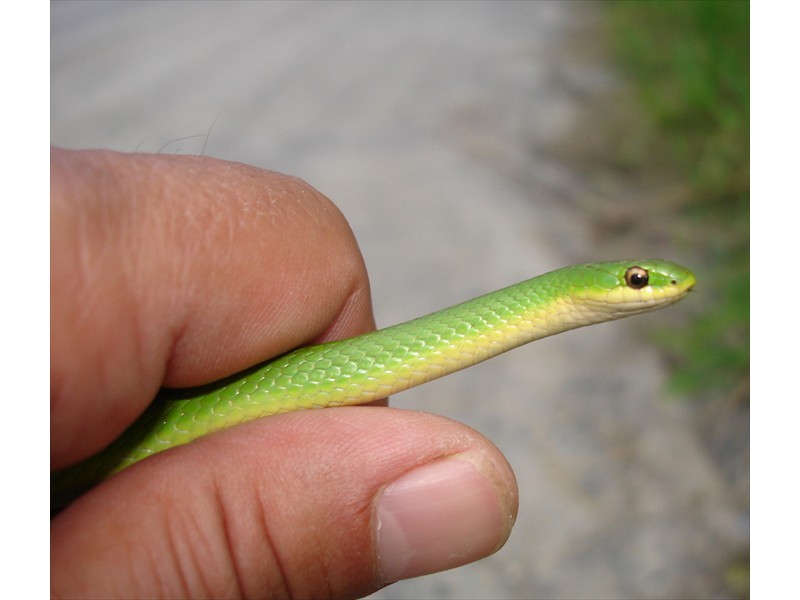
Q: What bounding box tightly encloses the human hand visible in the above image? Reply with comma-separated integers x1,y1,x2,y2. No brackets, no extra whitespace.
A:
51,149,518,599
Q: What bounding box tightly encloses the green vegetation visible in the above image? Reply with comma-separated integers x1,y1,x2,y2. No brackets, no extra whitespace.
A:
605,1,749,398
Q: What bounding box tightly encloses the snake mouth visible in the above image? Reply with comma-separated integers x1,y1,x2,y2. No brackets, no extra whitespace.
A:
580,275,695,319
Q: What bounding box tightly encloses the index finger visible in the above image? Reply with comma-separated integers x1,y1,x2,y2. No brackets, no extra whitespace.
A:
51,149,375,469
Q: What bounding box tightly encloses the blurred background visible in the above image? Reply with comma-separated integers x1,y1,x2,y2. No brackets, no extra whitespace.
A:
51,2,749,598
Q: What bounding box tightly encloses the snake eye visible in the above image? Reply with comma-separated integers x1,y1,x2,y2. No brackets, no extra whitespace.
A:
624,266,649,289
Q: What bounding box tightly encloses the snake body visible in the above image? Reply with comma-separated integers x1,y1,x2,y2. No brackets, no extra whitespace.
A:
52,259,694,508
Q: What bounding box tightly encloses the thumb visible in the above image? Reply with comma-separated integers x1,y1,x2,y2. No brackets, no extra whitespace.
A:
50,407,518,599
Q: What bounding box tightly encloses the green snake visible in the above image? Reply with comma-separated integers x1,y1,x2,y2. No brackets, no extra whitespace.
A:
51,259,694,509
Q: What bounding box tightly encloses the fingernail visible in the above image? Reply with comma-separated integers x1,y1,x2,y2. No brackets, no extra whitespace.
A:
375,452,517,583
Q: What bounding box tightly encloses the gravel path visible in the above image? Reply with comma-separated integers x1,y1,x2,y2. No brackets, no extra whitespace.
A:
52,3,747,598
